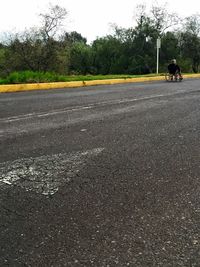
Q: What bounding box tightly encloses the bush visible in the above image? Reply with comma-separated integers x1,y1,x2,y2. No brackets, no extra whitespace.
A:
0,71,68,84
0,71,163,85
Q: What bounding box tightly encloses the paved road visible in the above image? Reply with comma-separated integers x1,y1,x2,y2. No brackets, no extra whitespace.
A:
1,79,200,266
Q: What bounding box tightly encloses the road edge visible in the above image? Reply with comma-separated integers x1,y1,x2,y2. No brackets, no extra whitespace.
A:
0,74,200,93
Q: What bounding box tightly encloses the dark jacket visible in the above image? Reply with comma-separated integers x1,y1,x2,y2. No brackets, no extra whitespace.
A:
168,63,181,74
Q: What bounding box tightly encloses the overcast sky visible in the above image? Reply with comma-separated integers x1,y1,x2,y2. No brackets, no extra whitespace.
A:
0,0,200,43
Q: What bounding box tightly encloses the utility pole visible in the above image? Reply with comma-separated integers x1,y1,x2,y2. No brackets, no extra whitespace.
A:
156,38,161,74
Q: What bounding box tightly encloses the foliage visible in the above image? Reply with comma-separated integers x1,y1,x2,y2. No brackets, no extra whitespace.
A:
0,71,163,84
69,42,92,74
0,71,64,84
181,15,200,72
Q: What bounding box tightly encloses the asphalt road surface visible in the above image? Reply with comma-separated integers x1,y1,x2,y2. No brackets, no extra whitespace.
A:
1,79,200,266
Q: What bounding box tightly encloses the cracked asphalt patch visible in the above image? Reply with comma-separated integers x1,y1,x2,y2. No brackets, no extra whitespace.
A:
0,148,104,196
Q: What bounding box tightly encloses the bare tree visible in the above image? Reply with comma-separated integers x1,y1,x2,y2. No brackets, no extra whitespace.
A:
40,4,68,40
0,4,70,75
184,14,200,35
151,2,180,35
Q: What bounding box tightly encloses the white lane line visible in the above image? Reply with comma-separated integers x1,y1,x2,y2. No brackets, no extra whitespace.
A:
0,92,181,123
1,89,191,123
0,147,104,196
37,106,92,118
0,106,93,123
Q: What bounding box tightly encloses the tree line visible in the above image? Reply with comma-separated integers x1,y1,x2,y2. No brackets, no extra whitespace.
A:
0,3,200,78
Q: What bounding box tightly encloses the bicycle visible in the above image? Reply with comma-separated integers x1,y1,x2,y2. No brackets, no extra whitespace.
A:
165,72,183,82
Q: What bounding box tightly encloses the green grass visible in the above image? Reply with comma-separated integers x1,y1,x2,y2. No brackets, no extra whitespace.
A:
0,71,165,85
0,71,198,85
0,71,65,84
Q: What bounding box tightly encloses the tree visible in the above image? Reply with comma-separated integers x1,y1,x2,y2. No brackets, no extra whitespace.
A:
39,4,68,41
184,14,200,35
63,31,87,45
2,31,43,73
128,3,179,73
150,3,180,35
0,5,70,75
159,31,179,71
181,14,200,72
69,42,91,74
91,36,123,74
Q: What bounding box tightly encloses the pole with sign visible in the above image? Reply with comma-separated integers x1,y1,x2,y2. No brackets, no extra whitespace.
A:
156,38,161,74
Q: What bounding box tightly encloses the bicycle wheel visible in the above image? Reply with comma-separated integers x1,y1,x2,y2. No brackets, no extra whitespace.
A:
165,72,171,82
178,74,183,82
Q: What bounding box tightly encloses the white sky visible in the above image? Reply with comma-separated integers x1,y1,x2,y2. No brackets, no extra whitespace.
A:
0,0,200,43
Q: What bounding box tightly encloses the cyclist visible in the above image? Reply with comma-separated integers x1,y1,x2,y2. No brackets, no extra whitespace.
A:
167,59,183,80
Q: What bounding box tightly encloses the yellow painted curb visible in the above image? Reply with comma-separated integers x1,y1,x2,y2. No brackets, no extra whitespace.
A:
0,76,163,93
183,74,200,78
0,81,86,93
0,74,200,93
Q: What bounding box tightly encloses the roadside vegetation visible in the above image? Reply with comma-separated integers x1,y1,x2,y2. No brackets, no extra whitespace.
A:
0,3,200,84
0,71,164,84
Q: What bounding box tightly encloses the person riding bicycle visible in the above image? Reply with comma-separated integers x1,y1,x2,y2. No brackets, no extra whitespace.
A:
167,59,183,80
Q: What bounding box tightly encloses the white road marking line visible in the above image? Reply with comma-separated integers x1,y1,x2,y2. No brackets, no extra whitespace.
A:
0,147,104,196
0,106,93,122
0,92,184,123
